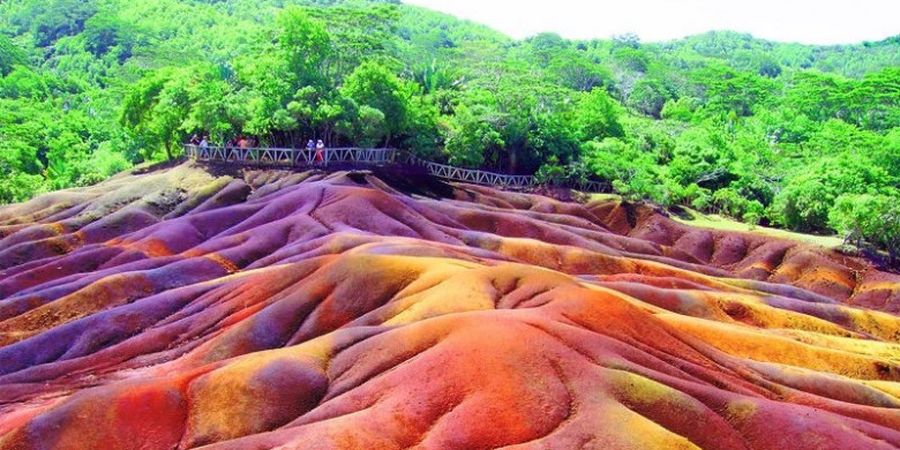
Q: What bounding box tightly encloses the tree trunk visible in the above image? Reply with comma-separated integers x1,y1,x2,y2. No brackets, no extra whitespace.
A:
164,141,173,161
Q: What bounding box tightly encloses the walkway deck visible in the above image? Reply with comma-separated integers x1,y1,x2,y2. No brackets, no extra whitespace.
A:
184,144,605,191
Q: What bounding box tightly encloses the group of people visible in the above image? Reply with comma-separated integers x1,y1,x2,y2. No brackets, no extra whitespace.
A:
188,134,209,148
307,139,326,162
188,134,329,163
227,135,259,149
188,134,260,149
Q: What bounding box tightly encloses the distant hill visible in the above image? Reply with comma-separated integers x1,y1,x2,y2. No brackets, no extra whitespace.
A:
660,30,900,78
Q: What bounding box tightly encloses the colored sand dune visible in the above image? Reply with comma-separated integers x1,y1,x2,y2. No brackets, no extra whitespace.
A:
0,163,898,449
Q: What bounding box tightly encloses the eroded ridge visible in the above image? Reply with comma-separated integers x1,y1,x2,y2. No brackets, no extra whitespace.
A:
0,163,898,450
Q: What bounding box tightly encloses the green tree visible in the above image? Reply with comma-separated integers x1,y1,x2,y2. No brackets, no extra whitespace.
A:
120,68,193,161
772,155,893,232
0,66,49,99
691,64,775,117
444,102,504,167
844,67,900,131
233,52,295,142
0,35,26,76
660,97,696,121
548,51,612,92
183,67,238,144
277,6,331,86
527,111,579,166
574,88,624,141
351,105,386,148
829,192,900,264
783,71,847,123
81,12,136,61
667,125,734,189
627,77,671,118
8,0,97,47
340,61,412,146
583,137,664,202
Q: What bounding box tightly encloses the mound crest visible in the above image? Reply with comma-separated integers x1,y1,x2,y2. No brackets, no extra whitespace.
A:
0,163,898,449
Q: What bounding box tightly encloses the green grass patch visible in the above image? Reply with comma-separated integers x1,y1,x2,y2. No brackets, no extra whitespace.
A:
673,207,844,248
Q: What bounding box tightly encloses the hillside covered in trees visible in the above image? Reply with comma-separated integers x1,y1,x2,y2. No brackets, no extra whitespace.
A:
0,0,898,259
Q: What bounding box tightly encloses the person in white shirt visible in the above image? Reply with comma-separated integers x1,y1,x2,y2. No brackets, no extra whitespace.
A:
315,139,325,163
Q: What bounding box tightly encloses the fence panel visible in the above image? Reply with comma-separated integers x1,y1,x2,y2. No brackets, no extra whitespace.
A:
184,145,602,192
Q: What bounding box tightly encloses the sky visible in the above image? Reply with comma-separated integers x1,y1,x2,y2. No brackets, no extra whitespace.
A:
403,0,900,45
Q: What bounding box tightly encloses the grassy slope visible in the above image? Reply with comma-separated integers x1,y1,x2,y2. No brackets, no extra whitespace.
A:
673,208,845,248
589,193,844,248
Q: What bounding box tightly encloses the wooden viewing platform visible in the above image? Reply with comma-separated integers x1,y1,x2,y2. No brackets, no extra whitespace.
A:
184,144,605,191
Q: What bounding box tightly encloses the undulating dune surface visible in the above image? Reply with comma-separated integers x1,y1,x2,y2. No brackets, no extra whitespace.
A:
0,162,898,449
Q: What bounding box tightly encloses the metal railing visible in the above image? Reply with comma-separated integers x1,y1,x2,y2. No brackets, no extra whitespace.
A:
184,145,399,167
184,144,605,192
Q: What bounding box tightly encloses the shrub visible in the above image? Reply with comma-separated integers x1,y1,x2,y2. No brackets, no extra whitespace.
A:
828,192,900,264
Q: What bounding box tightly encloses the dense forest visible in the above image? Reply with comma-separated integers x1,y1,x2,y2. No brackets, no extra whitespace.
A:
1,0,898,259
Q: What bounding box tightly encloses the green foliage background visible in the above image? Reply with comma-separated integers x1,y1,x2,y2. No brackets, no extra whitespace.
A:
0,0,898,256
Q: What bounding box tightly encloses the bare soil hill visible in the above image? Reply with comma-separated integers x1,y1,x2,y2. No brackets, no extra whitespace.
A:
0,163,898,449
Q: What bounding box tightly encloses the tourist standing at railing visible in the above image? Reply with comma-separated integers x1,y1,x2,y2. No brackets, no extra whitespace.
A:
199,136,209,149
315,139,325,163
189,134,201,146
